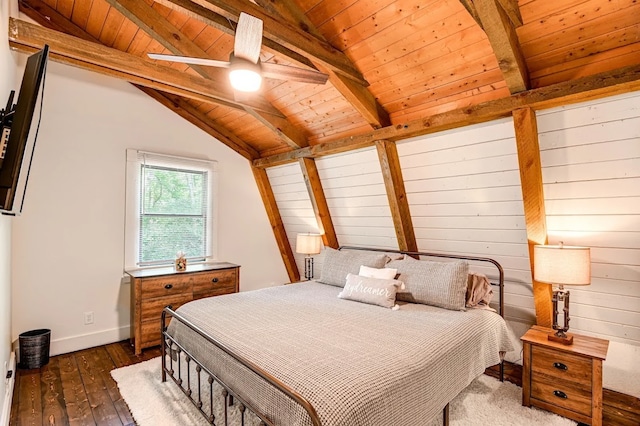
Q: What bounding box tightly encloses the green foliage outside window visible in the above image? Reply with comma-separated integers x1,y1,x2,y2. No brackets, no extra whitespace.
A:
139,165,208,264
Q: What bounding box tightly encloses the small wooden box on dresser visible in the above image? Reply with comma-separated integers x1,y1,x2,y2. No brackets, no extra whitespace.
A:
522,325,609,426
127,262,240,355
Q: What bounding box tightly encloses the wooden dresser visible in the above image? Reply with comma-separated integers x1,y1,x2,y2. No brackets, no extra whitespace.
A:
522,326,609,426
127,262,239,355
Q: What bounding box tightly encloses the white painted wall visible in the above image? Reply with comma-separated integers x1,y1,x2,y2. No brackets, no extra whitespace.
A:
10,58,288,356
0,1,17,423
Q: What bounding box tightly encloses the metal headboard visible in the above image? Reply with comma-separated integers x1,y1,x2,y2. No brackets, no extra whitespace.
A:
338,246,505,318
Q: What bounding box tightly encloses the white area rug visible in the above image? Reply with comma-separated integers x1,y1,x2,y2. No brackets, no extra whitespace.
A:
112,357,577,426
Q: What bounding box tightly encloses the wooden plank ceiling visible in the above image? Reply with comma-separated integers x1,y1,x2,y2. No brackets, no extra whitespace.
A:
9,0,640,161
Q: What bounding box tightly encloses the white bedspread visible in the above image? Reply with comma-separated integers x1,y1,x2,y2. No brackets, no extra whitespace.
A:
168,281,513,426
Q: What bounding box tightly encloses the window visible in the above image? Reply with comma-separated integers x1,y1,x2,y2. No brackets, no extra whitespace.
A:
125,150,217,269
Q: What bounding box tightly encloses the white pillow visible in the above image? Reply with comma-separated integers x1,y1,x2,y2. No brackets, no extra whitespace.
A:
338,273,404,309
358,265,398,280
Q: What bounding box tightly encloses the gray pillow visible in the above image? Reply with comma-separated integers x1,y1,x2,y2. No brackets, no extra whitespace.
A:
387,256,469,310
338,273,404,309
318,247,388,287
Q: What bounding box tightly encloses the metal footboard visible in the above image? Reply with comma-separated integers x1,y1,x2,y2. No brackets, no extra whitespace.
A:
161,308,321,426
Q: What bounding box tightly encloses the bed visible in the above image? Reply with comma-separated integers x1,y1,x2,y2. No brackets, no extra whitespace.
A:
160,247,514,426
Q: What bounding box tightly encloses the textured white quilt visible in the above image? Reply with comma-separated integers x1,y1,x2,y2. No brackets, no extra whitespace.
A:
168,281,513,426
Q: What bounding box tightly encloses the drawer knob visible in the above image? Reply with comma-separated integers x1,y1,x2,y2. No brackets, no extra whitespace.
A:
211,278,219,283
165,284,173,289
553,390,568,399
553,362,568,371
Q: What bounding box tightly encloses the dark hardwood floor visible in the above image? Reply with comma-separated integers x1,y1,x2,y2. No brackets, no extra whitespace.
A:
10,341,161,426
10,343,640,425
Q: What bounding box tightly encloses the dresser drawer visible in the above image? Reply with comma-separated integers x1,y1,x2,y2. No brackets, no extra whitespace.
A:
192,269,237,297
141,294,191,321
141,320,163,347
140,275,192,299
531,373,592,417
532,345,592,387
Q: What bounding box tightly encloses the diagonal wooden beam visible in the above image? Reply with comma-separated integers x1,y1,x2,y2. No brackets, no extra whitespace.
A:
513,107,552,328
473,0,529,93
253,0,390,129
17,0,257,161
252,166,300,282
254,62,640,168
298,158,338,249
496,0,523,27
105,0,307,149
153,0,317,71
375,140,417,252
8,17,282,116
160,0,368,86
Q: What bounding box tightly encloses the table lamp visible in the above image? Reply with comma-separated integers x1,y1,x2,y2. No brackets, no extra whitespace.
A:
296,233,322,280
534,242,591,345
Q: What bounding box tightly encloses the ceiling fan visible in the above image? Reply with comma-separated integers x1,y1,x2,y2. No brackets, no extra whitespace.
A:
148,12,329,92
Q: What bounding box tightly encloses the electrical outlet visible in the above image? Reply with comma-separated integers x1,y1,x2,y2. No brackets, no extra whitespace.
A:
84,311,94,325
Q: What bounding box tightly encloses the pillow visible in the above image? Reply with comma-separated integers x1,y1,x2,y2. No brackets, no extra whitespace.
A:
358,265,398,280
338,273,404,309
387,256,469,311
318,247,388,287
466,272,494,308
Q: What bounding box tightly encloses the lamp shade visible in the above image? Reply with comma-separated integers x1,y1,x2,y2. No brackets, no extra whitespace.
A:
296,233,322,255
534,244,591,286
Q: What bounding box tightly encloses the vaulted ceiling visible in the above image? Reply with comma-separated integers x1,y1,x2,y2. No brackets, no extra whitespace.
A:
8,0,640,164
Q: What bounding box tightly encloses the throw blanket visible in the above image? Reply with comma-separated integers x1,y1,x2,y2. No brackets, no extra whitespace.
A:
168,282,513,426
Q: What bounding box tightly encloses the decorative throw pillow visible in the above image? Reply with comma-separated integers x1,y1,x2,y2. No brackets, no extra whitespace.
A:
387,256,469,311
318,247,388,287
358,265,398,280
338,273,404,309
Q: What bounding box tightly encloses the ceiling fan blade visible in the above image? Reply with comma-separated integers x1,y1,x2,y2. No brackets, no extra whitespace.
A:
148,53,231,68
234,12,263,63
261,62,329,85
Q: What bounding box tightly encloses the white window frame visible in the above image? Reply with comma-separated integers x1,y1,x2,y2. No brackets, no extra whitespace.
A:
124,149,218,270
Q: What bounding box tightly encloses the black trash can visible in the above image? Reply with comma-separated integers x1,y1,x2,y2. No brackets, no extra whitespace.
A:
18,329,51,369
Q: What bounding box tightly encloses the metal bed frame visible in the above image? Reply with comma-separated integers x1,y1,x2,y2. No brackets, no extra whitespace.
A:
160,246,506,426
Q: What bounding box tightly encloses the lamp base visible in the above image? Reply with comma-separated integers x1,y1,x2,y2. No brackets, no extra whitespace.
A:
548,332,574,345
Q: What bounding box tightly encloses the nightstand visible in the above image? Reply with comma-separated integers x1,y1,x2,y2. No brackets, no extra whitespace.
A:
522,326,609,426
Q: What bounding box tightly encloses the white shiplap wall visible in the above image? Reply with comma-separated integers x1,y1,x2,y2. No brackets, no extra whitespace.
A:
396,118,534,324
315,148,398,250
267,148,398,280
537,91,640,346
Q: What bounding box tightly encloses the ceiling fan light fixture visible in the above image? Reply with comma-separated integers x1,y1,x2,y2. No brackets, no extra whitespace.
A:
229,55,262,92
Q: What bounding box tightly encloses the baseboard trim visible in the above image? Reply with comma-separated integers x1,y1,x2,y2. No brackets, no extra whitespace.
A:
48,326,130,356
0,351,16,426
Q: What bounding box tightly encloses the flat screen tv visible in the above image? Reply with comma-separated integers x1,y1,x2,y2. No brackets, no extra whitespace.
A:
0,45,49,214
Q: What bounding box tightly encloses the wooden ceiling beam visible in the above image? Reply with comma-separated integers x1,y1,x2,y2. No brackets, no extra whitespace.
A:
153,0,317,71
17,0,257,161
513,107,552,328
473,0,529,93
252,166,300,283
298,158,338,249
253,0,390,129
161,0,368,86
375,140,417,253
106,0,307,149
8,17,283,117
254,62,640,168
